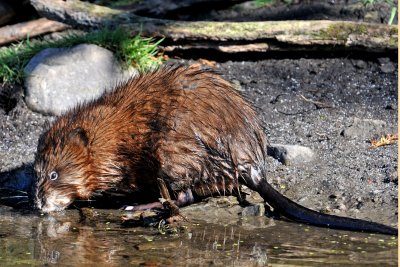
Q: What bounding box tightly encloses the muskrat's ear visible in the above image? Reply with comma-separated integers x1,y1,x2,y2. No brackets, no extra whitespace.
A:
68,127,89,147
37,133,46,152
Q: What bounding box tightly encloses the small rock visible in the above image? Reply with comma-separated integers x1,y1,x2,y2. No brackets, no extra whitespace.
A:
351,59,367,69
341,118,386,140
377,58,395,74
241,204,265,217
337,203,347,211
267,144,315,165
332,209,341,214
231,79,243,91
24,44,136,115
379,62,395,74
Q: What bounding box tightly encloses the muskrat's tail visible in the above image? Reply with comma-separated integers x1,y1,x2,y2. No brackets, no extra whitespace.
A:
246,177,397,236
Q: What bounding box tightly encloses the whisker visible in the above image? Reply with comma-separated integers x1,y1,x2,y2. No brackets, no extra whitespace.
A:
0,196,29,199
0,188,28,195
15,200,29,205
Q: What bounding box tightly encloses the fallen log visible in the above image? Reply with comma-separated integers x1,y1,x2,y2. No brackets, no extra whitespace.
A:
0,18,70,46
30,0,397,52
123,0,246,18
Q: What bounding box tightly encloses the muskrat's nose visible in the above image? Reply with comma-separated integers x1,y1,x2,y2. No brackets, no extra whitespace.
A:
28,188,41,210
31,197,43,210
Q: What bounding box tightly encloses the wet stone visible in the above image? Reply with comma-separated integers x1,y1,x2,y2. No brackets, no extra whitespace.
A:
241,203,265,217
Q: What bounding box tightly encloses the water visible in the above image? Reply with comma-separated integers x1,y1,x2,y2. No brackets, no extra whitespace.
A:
0,206,397,266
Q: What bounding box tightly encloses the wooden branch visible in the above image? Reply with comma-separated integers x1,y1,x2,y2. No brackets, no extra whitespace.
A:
30,0,398,52
0,18,70,45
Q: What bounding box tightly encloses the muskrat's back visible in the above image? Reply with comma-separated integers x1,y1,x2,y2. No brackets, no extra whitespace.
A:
33,66,268,212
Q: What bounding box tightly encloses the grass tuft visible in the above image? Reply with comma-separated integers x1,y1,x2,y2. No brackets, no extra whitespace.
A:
0,28,163,86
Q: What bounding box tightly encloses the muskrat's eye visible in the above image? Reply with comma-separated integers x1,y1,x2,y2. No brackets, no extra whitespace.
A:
49,171,58,181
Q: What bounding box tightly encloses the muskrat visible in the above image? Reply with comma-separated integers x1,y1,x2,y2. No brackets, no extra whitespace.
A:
32,66,397,235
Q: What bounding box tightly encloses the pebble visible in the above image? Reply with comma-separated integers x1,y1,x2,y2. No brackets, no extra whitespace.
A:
267,144,315,165
351,59,367,69
338,203,347,211
379,63,395,74
378,58,395,73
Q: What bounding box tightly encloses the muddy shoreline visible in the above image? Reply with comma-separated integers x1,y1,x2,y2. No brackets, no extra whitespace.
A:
0,55,397,228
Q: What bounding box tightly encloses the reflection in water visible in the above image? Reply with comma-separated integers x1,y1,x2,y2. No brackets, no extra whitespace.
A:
32,214,131,266
0,207,397,266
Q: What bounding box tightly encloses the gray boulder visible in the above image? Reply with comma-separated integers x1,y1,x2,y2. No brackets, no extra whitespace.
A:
24,44,135,115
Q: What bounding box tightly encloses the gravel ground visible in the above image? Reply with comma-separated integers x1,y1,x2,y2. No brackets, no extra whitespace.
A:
218,58,398,227
0,57,397,227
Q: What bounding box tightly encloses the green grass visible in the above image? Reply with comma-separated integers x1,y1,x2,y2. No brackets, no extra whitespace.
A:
255,0,274,7
95,0,142,8
0,28,163,86
388,7,397,25
255,0,293,7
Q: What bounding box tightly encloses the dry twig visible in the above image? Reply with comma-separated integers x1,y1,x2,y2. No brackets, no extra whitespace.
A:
299,94,334,109
0,18,69,45
369,134,398,148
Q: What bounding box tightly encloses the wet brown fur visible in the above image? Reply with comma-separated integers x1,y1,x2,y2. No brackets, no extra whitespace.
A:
31,66,398,236
33,66,268,211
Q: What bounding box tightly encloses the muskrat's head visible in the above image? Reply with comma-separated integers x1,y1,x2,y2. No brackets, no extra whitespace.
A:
32,126,93,212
